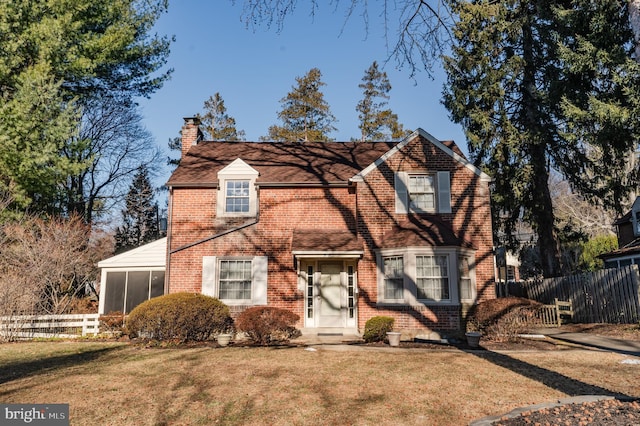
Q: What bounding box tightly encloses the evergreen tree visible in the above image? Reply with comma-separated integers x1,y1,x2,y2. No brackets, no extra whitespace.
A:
0,64,86,214
198,92,246,141
114,167,159,253
0,0,171,217
356,61,409,141
265,68,337,142
443,0,640,277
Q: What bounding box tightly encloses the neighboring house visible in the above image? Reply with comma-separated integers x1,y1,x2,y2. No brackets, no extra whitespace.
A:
601,197,640,268
98,237,166,315
159,117,495,336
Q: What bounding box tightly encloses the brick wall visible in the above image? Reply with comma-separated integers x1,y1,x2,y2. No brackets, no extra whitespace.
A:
167,133,494,333
355,135,494,331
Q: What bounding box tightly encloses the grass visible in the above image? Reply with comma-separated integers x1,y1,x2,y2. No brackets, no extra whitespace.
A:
0,341,638,425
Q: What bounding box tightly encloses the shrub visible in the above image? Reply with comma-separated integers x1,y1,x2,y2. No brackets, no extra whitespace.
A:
466,297,543,342
235,307,299,345
99,311,126,336
126,293,233,343
363,316,395,343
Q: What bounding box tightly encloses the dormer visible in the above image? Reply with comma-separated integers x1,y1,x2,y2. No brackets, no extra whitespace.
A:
216,158,259,217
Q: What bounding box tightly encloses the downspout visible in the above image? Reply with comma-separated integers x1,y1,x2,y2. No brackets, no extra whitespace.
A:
164,187,174,295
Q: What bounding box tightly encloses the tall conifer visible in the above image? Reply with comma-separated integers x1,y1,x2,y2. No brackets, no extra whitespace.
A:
443,0,640,277
265,68,337,142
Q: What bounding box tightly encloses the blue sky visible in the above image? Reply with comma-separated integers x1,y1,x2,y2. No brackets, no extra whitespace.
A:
138,1,467,186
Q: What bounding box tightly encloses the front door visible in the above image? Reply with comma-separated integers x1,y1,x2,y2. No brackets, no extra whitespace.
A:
318,262,346,327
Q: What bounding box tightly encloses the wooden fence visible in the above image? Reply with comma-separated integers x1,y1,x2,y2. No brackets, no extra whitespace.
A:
522,265,640,324
0,313,100,339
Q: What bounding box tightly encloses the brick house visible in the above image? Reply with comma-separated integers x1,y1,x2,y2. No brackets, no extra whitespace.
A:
601,197,640,268
164,117,494,336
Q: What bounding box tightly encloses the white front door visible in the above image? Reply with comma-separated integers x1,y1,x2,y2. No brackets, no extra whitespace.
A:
318,262,345,327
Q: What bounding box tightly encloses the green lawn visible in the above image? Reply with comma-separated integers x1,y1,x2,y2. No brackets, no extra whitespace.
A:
0,341,637,425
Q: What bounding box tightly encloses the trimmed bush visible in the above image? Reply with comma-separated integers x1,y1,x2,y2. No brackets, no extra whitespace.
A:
466,297,543,342
235,306,299,345
363,316,395,343
126,293,233,343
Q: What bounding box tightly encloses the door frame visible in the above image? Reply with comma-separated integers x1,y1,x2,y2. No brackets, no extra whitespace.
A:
299,259,358,328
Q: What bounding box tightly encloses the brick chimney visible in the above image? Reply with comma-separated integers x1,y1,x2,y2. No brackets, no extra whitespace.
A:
181,117,203,158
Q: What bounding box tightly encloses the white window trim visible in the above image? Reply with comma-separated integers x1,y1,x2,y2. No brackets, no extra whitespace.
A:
202,256,268,305
376,247,475,306
395,171,451,214
217,159,259,218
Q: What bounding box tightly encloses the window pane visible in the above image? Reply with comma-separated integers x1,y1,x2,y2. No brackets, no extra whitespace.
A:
383,256,404,299
126,271,151,314
150,271,165,298
416,255,449,301
104,272,126,313
219,260,252,300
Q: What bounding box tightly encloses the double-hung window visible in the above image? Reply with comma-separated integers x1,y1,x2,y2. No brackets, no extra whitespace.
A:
395,171,451,214
383,256,404,300
202,256,268,305
219,260,252,300
225,180,250,213
408,175,435,212
217,158,259,217
416,255,449,301
458,255,473,301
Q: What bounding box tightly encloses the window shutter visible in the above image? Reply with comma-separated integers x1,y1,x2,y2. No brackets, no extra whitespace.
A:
394,172,409,214
437,171,451,214
252,256,268,305
202,256,217,297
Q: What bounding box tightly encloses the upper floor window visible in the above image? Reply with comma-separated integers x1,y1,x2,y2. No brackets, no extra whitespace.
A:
395,171,451,214
409,175,435,211
217,159,259,217
225,180,250,213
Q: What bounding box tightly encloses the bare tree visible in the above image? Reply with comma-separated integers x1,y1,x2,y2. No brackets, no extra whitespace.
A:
236,0,453,79
0,215,110,315
63,96,161,226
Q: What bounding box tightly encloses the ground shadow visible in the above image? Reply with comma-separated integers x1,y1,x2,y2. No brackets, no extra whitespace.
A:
466,347,631,398
0,345,124,385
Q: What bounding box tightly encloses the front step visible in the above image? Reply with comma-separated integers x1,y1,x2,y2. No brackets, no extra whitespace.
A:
295,328,362,344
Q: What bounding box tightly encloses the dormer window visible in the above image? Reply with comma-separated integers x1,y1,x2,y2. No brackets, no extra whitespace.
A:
225,180,250,213
217,159,259,217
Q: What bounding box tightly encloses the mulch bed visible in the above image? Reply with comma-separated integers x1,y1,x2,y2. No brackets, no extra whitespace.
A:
493,399,640,426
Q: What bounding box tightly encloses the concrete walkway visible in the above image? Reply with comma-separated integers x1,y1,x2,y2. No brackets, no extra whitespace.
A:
535,328,640,356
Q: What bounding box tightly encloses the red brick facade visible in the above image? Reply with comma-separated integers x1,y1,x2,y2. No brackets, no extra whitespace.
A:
166,118,494,335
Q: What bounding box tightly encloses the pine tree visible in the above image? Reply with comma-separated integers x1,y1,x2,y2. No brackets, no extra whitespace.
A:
198,92,246,141
443,0,640,277
265,68,337,142
114,167,159,253
356,61,409,141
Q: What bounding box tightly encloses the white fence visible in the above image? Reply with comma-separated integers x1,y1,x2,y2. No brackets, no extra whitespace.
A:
0,314,100,339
